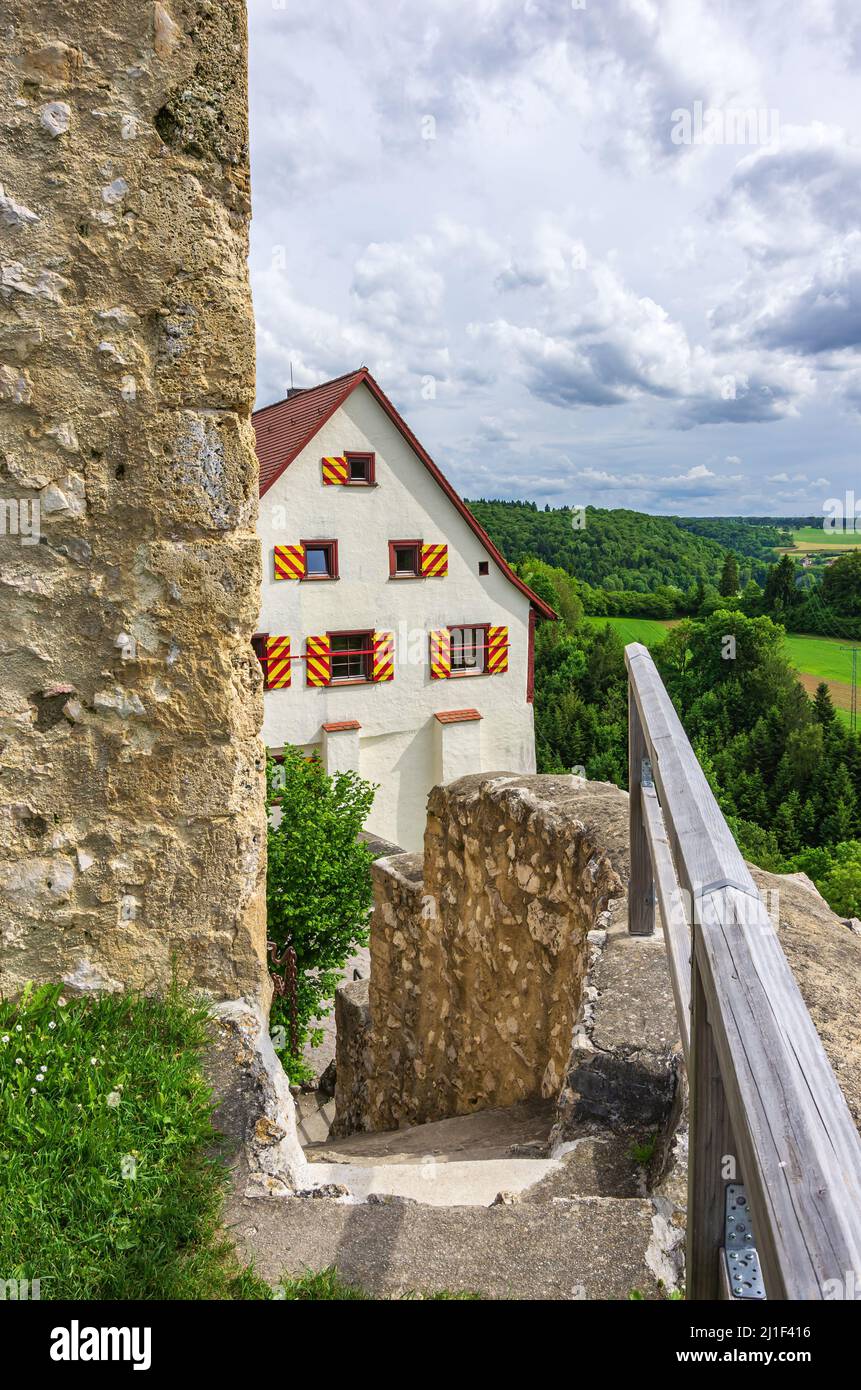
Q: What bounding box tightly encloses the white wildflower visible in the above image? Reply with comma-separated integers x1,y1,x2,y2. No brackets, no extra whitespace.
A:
48,1021,56,1030
106,1091,121,1108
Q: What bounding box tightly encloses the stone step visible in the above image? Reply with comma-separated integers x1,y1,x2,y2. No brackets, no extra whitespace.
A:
305,1095,556,1166
296,1156,560,1206
225,1191,666,1300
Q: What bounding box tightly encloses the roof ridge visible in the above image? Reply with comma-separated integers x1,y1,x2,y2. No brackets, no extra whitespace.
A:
254,367,367,418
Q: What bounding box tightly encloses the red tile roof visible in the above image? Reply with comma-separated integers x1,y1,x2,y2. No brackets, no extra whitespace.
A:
252,369,556,620
434,708,482,724
254,370,366,497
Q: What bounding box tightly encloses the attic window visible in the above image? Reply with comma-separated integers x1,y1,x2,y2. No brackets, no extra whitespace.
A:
478,561,489,576
345,452,375,484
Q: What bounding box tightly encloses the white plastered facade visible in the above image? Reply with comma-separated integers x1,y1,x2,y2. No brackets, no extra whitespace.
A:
257,382,538,851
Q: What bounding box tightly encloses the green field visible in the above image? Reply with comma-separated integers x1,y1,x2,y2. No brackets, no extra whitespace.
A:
582,615,676,646
785,526,861,551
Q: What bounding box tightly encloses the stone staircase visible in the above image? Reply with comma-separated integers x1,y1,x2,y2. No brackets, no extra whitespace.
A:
223,900,687,1299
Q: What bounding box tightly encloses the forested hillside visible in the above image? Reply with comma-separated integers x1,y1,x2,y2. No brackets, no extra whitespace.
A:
671,516,789,564
520,556,861,918
468,500,769,593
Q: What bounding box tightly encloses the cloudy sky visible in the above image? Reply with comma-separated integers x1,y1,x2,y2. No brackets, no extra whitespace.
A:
247,0,860,516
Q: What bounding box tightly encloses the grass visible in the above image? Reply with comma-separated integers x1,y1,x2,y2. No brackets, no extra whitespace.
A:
0,983,479,1302
0,982,271,1300
786,526,861,551
273,1269,479,1300
582,615,676,645
628,1134,658,1166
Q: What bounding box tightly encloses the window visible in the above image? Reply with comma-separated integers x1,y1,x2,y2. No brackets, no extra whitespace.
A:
251,632,269,689
389,540,421,577
478,560,489,576
449,625,487,675
301,539,338,579
330,631,372,682
345,452,375,484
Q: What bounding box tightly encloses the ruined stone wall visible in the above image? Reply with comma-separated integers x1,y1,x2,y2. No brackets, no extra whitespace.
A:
343,774,626,1133
0,2,269,1003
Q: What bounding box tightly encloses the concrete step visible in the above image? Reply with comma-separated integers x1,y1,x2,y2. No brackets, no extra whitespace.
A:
225,1190,666,1300
305,1095,556,1166
296,1156,560,1207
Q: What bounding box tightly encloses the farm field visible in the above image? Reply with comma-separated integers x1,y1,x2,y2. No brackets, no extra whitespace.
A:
582,615,676,645
780,526,861,553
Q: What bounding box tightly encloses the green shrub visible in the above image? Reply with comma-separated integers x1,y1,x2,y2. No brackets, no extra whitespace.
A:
266,750,376,1080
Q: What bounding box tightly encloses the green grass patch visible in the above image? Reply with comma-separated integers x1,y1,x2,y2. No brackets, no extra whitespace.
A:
0,982,269,1301
582,615,677,646
273,1268,479,1300
782,631,857,684
788,527,861,550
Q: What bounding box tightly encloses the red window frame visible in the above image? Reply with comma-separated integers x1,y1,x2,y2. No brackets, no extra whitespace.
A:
344,451,376,485
448,623,489,676
300,538,339,580
388,539,423,578
328,629,374,684
251,631,270,689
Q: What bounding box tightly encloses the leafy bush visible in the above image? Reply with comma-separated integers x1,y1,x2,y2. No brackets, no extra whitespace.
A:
783,840,861,919
266,750,375,1080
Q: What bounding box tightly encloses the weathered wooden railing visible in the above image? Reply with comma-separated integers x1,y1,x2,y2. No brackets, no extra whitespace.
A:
626,641,861,1300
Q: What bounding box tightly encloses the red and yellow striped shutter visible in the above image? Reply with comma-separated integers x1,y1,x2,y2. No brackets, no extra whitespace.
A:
421,543,448,577
305,634,331,687
322,455,348,486
266,635,292,689
486,625,509,674
274,544,305,580
429,628,451,680
372,631,395,683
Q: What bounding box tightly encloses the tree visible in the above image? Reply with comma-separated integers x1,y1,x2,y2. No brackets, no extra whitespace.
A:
822,550,861,615
762,554,797,613
719,551,739,597
813,681,836,726
266,750,376,1080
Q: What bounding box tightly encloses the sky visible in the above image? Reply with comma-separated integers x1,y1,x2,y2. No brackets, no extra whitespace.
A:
247,0,861,517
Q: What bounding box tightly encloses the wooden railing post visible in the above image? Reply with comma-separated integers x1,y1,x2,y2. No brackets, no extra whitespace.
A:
628,674,655,936
687,946,736,1299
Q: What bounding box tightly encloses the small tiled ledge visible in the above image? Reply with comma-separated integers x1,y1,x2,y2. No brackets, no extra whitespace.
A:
321,720,361,775
433,708,482,783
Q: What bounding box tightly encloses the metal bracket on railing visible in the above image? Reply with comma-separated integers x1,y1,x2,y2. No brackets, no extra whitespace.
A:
641,757,654,789
723,1184,766,1299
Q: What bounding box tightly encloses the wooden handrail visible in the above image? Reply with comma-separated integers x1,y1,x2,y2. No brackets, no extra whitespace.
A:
625,641,861,1300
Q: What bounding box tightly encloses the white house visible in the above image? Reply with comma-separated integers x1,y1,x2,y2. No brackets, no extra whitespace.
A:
253,368,555,851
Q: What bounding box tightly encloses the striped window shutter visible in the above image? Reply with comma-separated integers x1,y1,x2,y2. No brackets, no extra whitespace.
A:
274,544,305,580
322,455,348,485
306,634,331,686
372,631,395,682
429,628,451,679
266,635,292,688
486,625,509,674
421,543,448,577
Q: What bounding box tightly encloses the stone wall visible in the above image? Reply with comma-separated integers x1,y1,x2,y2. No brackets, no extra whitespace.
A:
338,774,626,1133
0,2,268,1003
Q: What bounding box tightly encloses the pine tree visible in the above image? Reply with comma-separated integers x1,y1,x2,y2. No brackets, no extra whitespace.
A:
813,681,836,726
719,551,739,597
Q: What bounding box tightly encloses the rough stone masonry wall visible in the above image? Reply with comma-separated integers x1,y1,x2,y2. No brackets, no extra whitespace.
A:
0,2,269,1003
350,774,626,1133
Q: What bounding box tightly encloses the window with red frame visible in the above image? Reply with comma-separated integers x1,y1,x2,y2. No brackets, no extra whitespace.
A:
302,539,338,579
449,625,487,674
389,540,421,577
329,630,373,681
345,452,375,484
